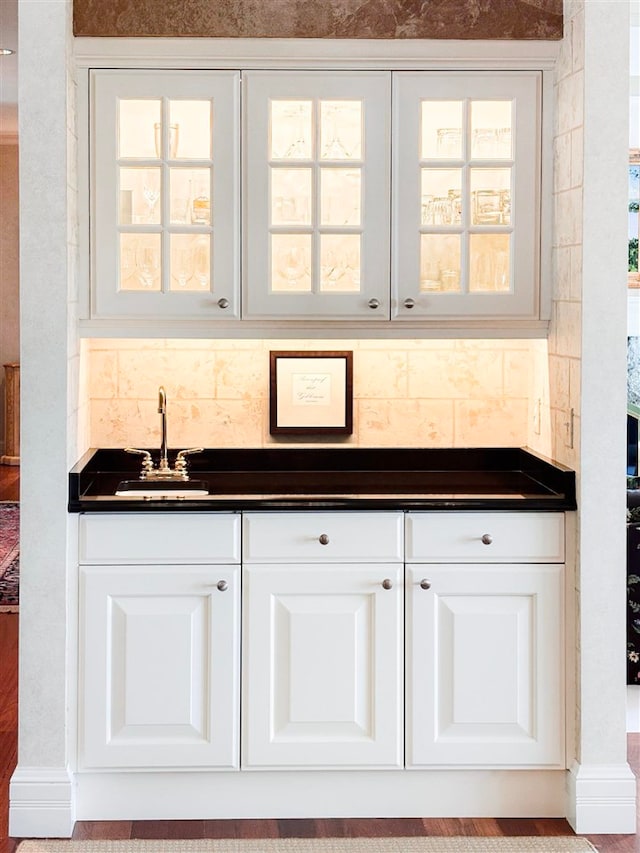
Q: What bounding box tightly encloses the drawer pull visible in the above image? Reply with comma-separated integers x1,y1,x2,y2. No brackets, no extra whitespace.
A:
368,298,381,310
382,578,393,590
216,580,228,592
318,534,330,545
481,533,493,545
419,578,431,590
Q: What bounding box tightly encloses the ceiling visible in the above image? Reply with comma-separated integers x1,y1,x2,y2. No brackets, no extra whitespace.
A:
0,0,18,138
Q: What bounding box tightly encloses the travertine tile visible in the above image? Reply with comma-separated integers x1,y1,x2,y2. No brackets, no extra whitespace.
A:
88,350,118,398
503,350,531,398
357,399,454,447
548,354,571,411
408,349,504,399
215,349,270,399
116,349,217,399
355,350,408,399
454,398,529,446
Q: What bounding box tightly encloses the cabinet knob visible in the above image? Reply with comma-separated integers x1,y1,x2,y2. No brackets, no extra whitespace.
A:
217,298,230,309
419,578,431,590
318,533,330,545
481,534,493,545
382,578,393,590
216,580,229,592
403,298,416,310
367,298,381,310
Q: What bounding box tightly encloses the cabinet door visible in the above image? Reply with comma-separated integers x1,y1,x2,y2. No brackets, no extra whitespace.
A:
406,563,563,767
80,564,240,769
243,71,391,320
243,562,403,768
92,70,240,319
393,72,540,320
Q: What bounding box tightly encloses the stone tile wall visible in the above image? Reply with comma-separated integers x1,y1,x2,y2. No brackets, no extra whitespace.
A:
87,338,534,449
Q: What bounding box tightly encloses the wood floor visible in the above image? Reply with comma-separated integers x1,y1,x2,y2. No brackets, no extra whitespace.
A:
0,464,638,852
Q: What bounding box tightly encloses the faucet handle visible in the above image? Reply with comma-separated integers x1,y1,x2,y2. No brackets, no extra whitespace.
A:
175,447,204,472
124,447,155,475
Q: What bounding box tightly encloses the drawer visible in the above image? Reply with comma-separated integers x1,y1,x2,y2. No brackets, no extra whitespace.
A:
79,513,241,564
243,512,404,562
405,512,565,563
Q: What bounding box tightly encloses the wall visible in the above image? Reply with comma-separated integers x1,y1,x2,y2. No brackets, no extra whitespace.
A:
527,0,635,833
87,338,534,449
0,141,19,456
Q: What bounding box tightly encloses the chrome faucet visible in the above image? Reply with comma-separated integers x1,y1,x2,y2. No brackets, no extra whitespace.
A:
125,386,203,480
158,385,169,474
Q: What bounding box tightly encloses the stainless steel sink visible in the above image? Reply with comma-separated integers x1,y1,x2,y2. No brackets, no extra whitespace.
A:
115,479,209,498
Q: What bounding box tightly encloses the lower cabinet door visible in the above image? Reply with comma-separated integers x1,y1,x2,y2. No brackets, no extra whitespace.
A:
243,562,403,769
80,564,240,769
406,563,564,768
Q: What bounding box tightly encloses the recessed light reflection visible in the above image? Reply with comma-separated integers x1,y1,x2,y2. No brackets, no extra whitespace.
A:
0,48,15,56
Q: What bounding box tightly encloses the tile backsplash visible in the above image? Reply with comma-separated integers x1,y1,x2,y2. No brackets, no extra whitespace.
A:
87,338,538,450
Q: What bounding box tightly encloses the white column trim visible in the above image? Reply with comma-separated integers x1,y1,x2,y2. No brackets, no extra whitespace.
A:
566,761,637,835
9,766,75,839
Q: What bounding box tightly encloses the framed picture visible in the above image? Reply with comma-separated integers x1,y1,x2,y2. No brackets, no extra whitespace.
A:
270,351,353,435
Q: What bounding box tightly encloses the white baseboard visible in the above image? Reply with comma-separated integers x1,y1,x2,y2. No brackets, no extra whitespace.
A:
74,768,566,822
9,766,75,839
566,760,637,834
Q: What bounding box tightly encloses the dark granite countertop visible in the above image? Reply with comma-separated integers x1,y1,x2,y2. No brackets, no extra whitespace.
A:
68,447,577,512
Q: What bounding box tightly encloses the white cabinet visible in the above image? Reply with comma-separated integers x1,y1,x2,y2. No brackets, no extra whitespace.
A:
77,509,565,774
242,512,404,768
405,512,564,768
243,71,391,320
91,70,240,320
393,72,541,321
86,67,546,332
78,513,241,769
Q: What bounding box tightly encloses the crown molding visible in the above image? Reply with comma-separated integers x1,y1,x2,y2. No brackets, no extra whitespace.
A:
74,37,560,71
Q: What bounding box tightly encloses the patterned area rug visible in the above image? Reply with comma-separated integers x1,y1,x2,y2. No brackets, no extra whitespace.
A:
0,501,19,612
15,838,598,852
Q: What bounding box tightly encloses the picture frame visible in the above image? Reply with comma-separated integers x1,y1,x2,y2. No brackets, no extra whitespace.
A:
269,351,353,435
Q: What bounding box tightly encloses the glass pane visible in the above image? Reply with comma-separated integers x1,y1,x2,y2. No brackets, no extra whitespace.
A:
169,100,212,160
420,234,461,293
119,234,162,292
270,100,313,160
192,235,212,290
118,99,161,159
321,168,361,226
320,100,362,160
170,234,211,291
169,168,192,224
153,121,180,160
119,167,162,225
320,234,361,292
421,169,462,226
271,168,312,225
469,233,511,292
271,234,312,292
470,101,512,159
189,169,212,225
471,168,512,225
421,101,463,160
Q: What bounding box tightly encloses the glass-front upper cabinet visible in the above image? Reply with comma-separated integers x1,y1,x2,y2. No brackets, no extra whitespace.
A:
243,71,391,320
91,70,239,319
393,72,540,320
